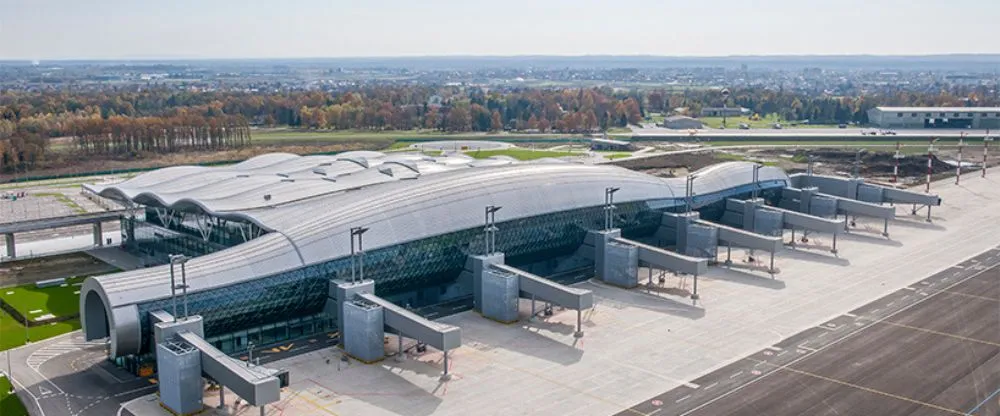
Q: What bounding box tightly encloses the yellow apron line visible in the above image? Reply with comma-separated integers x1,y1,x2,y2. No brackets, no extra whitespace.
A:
932,289,1000,303
875,320,1000,347
294,390,341,416
749,358,966,416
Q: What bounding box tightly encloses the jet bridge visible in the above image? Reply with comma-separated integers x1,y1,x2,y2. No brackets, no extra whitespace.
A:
790,173,942,222
470,254,594,338
609,237,708,276
327,279,461,380
694,219,782,274
589,228,709,299
152,312,284,416
784,187,895,236
723,198,843,253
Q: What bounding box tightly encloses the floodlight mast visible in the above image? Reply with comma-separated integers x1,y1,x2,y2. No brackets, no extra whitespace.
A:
604,187,620,230
927,138,939,193
484,205,502,254
984,131,994,178
349,227,369,283
751,163,761,200
956,132,966,185
892,142,905,184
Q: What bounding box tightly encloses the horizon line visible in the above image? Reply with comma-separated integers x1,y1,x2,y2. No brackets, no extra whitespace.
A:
4,53,1000,62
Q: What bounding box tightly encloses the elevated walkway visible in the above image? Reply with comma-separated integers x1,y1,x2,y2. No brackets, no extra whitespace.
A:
176,331,283,407
610,237,708,276
0,210,125,234
492,263,594,311
790,173,941,222
470,254,593,338
152,312,284,415
327,279,461,380
357,292,461,352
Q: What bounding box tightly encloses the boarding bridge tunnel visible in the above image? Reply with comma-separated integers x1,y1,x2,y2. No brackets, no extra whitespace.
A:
469,253,595,338
150,311,286,416
722,198,845,253
325,279,462,381
789,173,942,223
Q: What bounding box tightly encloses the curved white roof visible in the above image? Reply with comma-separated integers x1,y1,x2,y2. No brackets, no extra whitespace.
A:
86,159,787,309
81,157,789,356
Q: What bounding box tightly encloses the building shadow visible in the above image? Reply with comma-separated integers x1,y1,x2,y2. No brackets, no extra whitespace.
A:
580,280,705,320
702,267,787,290
838,231,903,247
779,248,851,266
890,217,947,231
301,367,445,416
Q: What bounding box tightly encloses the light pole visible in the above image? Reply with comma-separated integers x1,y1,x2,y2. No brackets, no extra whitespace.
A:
984,133,994,178
926,138,939,193
685,174,698,212
349,227,369,283
483,206,501,254
806,154,817,177
169,254,190,320
892,142,904,184
720,88,731,129
5,315,11,392
956,132,966,185
852,148,866,179
603,187,620,230
751,163,762,201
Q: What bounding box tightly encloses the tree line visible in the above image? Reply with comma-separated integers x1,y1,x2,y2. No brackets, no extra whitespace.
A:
2,83,997,174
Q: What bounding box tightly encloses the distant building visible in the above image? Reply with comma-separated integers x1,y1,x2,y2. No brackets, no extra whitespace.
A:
427,95,444,108
590,137,634,151
662,115,704,130
701,107,750,117
867,107,1000,129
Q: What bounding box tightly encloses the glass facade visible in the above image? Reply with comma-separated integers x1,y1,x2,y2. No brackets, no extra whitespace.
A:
116,181,787,373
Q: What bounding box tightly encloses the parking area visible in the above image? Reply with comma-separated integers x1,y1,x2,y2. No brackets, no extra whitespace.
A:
619,247,1000,416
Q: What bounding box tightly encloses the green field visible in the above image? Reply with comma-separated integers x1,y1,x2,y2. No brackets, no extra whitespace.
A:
699,114,837,129
0,375,28,416
0,276,87,351
0,276,86,318
603,152,633,160
0,313,80,351
465,148,580,160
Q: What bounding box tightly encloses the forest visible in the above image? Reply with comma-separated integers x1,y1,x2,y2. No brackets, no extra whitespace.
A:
1,84,996,174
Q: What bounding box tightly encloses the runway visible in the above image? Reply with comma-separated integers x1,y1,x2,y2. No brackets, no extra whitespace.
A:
616,247,1000,416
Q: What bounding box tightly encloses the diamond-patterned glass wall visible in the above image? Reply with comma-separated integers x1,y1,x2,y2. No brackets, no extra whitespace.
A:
127,181,788,356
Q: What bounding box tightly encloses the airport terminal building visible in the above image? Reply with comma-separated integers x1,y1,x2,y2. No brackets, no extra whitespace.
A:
867,106,1000,129
80,151,791,373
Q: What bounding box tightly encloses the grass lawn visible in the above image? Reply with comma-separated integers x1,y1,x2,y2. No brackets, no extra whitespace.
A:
0,276,87,351
465,148,580,161
604,152,633,160
0,375,29,416
0,312,80,351
699,114,838,129
0,276,86,319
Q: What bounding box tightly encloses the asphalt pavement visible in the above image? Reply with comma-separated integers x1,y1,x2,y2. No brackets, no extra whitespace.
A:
616,246,1000,416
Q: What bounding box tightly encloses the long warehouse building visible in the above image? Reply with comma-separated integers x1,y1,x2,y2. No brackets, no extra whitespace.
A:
80,151,790,373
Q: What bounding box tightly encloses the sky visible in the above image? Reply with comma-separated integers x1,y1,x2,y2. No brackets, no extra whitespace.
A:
2,0,1000,60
